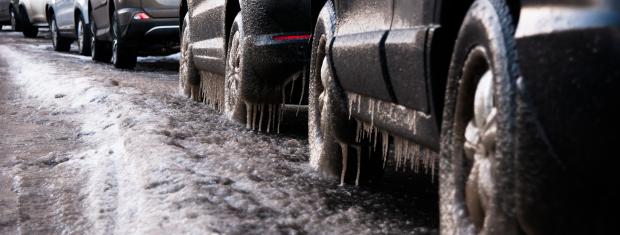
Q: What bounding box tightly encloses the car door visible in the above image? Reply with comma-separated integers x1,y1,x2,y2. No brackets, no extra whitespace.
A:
330,0,394,102
189,0,226,74
55,0,73,31
384,0,438,113
0,0,10,22
90,0,110,38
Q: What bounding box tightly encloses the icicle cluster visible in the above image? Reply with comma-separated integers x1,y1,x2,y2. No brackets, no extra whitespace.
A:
244,103,284,133
347,92,438,182
199,72,225,112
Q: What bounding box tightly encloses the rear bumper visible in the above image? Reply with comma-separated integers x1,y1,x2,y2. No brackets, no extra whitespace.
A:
515,8,620,159
514,7,620,233
116,8,179,54
239,33,310,103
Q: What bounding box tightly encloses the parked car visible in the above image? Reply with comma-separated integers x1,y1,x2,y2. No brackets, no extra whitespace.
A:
0,0,10,29
45,0,90,54
178,0,311,131
9,0,47,37
88,0,181,69
309,0,619,234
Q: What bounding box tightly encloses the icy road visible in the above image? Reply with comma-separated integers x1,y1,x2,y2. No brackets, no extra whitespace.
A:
0,30,438,234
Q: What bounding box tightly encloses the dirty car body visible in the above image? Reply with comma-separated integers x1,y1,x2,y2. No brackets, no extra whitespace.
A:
181,0,311,104
90,0,180,56
45,0,88,39
311,0,619,233
10,0,48,35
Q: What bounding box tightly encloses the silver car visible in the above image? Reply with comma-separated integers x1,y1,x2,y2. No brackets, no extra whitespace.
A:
9,0,47,37
45,0,89,54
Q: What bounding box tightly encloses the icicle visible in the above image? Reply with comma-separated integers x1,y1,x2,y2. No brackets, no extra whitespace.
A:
355,120,362,143
412,142,420,171
252,104,257,130
339,143,348,187
373,127,378,150
348,94,353,120
246,103,251,128
382,131,389,168
277,104,283,134
357,94,361,114
431,151,437,183
354,145,361,186
297,71,305,116
267,104,272,133
289,76,296,103
258,104,264,131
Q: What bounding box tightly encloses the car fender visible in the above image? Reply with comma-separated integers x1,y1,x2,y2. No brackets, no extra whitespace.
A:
74,0,88,24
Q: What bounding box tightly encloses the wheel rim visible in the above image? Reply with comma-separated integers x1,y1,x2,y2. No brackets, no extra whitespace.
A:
224,32,241,119
455,47,497,232
78,20,84,53
10,10,16,31
111,39,118,64
179,17,192,96
90,16,97,59
90,35,96,58
309,33,339,176
310,35,327,145
51,19,58,47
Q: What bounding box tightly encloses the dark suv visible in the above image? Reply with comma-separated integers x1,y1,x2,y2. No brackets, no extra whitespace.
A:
178,0,311,130
308,0,619,234
89,0,180,69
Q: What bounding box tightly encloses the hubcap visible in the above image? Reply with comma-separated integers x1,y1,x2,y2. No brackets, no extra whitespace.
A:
78,20,84,52
91,35,96,57
111,39,118,64
51,19,58,47
10,11,16,31
318,58,328,134
463,69,497,230
224,32,241,118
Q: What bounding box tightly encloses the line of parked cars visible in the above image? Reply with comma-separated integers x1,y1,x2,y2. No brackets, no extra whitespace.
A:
2,0,619,234
1,0,180,68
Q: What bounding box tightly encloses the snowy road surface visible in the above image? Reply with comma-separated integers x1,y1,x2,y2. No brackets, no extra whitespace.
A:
0,30,438,234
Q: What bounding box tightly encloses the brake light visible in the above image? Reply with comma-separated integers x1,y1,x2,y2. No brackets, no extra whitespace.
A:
133,12,150,20
272,34,312,41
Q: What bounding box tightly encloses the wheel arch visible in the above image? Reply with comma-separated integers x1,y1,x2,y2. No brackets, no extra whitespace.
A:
18,3,30,23
429,0,521,129
45,3,53,22
74,0,89,26
224,0,240,52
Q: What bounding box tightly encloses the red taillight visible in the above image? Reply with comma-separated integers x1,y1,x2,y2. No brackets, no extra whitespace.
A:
133,12,150,20
272,34,312,41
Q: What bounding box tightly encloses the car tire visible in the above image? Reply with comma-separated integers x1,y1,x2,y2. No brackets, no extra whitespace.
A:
77,14,92,56
20,10,37,38
179,14,200,100
439,0,520,234
223,13,247,124
110,11,136,69
50,15,71,52
90,13,112,62
22,26,38,38
308,1,376,186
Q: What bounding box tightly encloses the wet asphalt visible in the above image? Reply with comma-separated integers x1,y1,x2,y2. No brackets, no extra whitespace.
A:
0,28,438,234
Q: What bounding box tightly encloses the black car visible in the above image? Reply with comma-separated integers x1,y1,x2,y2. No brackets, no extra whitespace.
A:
89,0,181,68
308,0,619,234
178,0,311,129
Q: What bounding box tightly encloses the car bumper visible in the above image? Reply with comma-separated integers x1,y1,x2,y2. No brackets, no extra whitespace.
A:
515,8,620,159
239,33,310,103
514,6,620,233
116,8,179,52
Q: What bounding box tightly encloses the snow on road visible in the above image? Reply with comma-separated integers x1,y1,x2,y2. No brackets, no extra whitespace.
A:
0,32,438,234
